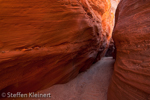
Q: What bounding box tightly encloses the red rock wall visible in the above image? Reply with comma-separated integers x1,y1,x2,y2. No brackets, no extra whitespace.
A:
0,0,114,93
108,0,150,100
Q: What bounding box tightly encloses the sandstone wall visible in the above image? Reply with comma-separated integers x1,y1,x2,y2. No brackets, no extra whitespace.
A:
108,0,150,100
0,0,115,93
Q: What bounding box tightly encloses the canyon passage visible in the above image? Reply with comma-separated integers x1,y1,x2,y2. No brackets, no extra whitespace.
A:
0,0,150,100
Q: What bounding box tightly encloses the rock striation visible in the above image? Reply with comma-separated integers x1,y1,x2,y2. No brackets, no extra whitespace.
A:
108,0,150,100
0,0,115,94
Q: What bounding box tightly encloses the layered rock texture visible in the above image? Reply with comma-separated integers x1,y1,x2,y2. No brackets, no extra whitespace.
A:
108,0,150,100
0,0,115,93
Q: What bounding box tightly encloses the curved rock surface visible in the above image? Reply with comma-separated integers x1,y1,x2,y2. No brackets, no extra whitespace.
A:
108,0,150,100
0,0,115,94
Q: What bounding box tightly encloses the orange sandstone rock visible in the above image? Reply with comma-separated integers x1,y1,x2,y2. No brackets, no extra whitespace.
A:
108,0,150,100
0,0,114,94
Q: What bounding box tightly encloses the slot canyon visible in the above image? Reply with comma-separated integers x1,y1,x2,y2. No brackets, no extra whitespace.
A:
0,0,149,100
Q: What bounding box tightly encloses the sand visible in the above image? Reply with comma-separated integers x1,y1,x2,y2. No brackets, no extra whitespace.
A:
14,57,114,100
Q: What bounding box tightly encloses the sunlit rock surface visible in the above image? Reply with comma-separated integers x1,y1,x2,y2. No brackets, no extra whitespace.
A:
0,0,116,93
108,0,150,100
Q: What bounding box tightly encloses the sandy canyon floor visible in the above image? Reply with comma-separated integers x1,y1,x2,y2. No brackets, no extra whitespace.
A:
4,57,114,100
24,57,114,100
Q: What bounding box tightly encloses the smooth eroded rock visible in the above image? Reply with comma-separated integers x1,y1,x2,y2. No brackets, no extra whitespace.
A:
0,0,115,94
108,0,150,100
